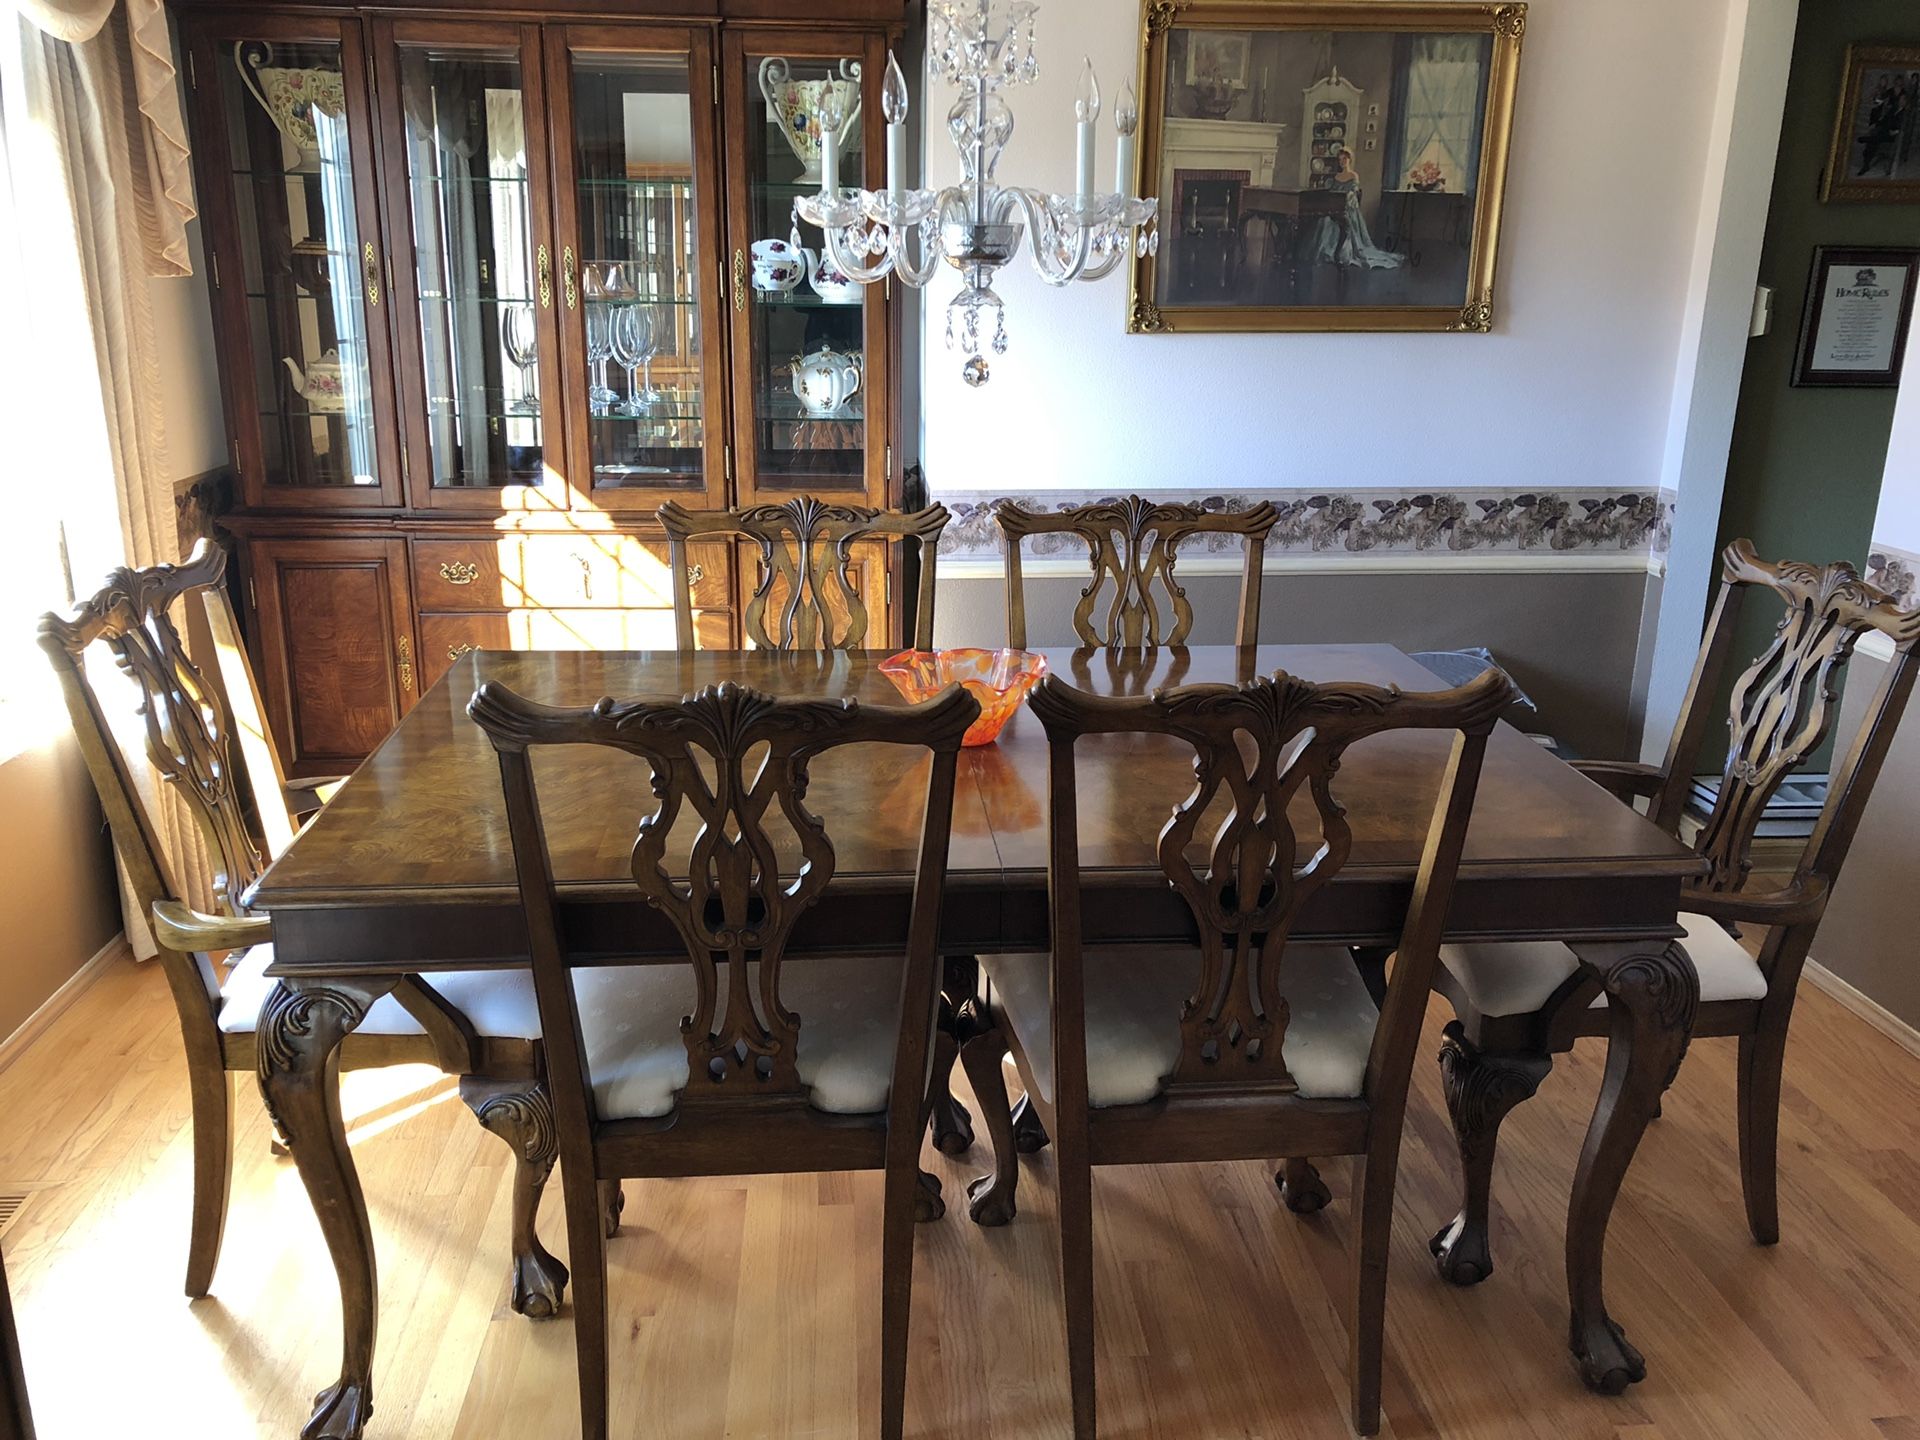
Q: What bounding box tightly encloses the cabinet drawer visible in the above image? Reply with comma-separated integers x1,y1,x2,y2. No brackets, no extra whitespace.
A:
520,535,732,610
418,612,513,693
413,540,510,611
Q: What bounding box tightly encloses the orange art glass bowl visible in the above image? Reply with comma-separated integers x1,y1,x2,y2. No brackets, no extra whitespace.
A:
878,647,1049,747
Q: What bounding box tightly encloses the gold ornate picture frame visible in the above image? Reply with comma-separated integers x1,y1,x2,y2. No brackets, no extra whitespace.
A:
1129,1,1525,335
1821,43,1920,204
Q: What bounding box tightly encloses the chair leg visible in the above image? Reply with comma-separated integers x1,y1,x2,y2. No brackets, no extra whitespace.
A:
1738,1029,1786,1246
184,1067,233,1299
879,1150,922,1440
599,1179,626,1239
1348,1147,1397,1437
1428,1022,1551,1286
561,1167,612,1440
1058,1138,1096,1439
1275,1157,1331,1214
459,1076,570,1320
958,1023,1020,1226
1010,1092,1051,1153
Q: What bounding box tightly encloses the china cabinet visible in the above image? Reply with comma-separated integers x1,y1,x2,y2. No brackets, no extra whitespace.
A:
175,0,910,776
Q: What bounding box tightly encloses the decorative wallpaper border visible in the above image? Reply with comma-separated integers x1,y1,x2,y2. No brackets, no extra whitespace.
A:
931,486,1676,563
1868,540,1919,611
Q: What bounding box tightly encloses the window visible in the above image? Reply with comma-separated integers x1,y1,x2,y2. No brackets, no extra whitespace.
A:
1396,36,1486,194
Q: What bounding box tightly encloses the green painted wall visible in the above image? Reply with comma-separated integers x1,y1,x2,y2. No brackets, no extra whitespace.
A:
1715,0,1920,766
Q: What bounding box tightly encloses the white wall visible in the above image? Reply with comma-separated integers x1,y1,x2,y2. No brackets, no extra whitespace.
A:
1876,373,1920,551
919,0,1741,495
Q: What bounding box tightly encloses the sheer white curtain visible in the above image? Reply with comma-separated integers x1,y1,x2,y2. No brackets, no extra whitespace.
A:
3,0,208,949
1397,36,1483,193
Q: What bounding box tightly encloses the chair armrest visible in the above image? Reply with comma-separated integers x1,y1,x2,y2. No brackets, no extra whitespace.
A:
1680,877,1829,929
152,901,273,955
286,776,347,818
1570,760,1667,800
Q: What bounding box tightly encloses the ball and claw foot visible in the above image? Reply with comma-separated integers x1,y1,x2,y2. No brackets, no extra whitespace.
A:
1276,1159,1331,1214
966,1172,1017,1227
1571,1313,1648,1394
914,1169,946,1223
1429,1210,1494,1286
930,1093,975,1157
1010,1095,1050,1154
303,1379,373,1440
508,1241,569,1320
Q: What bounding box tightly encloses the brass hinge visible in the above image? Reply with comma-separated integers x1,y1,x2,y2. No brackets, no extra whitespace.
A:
186,49,197,90
247,575,257,613
713,63,720,106
885,443,893,475
723,443,734,482
885,274,893,303
208,249,220,290
399,439,411,485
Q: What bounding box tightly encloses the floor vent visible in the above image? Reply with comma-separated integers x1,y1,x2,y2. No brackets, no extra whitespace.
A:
0,1193,27,1239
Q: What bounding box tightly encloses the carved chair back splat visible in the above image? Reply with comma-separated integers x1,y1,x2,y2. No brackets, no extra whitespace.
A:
658,498,949,652
974,665,1510,1439
996,495,1280,649
468,677,979,1440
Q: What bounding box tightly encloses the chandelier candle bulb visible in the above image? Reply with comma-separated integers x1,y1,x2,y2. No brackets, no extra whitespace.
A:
883,51,910,204
1075,57,1100,198
1115,78,1138,198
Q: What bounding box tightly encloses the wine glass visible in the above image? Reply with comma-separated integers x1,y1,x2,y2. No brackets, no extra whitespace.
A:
636,303,664,408
502,304,538,414
581,265,616,415
611,305,661,415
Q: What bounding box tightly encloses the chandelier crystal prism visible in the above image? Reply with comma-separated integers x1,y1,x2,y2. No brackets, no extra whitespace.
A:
793,0,1159,387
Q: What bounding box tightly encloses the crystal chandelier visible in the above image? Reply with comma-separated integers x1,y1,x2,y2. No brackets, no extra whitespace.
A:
793,0,1159,387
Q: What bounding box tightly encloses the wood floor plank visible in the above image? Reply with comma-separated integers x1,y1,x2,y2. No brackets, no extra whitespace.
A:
1,956,1917,1437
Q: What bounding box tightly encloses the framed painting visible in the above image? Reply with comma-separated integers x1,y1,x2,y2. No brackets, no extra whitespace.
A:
1822,44,1920,204
1792,246,1918,387
1128,1,1525,335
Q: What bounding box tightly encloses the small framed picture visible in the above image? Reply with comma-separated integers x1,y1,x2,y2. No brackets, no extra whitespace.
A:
1793,246,1919,387
1183,30,1252,88
1823,43,1920,202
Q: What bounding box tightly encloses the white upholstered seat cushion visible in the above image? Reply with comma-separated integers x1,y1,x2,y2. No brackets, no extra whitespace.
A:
1437,912,1767,1020
572,957,908,1121
218,945,542,1038
982,944,1380,1109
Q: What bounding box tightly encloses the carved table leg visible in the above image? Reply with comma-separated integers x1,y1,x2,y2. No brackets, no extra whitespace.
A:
1430,1022,1552,1286
599,1179,626,1240
1564,941,1698,1395
256,977,396,1440
1276,1157,1332,1214
459,1076,569,1320
958,1023,1020,1227
927,957,977,1156
1010,1093,1050,1154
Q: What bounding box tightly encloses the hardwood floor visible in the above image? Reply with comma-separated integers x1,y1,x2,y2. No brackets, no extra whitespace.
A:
2,954,1917,1438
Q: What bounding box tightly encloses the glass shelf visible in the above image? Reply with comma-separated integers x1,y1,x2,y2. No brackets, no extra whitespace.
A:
589,407,704,423
761,394,865,423
577,177,695,194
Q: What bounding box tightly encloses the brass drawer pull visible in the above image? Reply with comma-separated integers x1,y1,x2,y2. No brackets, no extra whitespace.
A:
439,561,481,585
732,249,746,313
363,241,381,307
537,243,553,310
447,642,479,662
563,245,579,311
686,563,705,585
395,634,415,693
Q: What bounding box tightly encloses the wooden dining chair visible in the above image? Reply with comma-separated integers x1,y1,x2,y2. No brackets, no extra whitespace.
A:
996,495,1280,648
37,542,568,1316
467,677,979,1440
1427,541,1919,1322
658,496,948,652
957,665,1514,1436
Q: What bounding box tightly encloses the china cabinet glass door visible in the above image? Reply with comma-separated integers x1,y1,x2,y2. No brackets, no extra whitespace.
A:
374,21,563,510
189,16,402,508
723,31,891,506
546,26,728,513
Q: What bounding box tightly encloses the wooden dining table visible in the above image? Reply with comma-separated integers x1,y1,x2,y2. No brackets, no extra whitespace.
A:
249,643,1704,1439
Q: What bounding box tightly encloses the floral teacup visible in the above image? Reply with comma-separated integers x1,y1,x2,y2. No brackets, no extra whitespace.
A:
750,238,805,293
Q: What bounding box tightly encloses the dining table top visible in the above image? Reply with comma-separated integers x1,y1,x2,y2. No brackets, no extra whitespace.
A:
251,644,1704,972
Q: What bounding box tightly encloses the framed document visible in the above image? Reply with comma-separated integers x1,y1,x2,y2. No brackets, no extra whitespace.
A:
1793,246,1919,387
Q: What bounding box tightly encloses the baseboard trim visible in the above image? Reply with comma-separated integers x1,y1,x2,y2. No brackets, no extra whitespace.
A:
1804,959,1920,1061
0,935,127,1073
